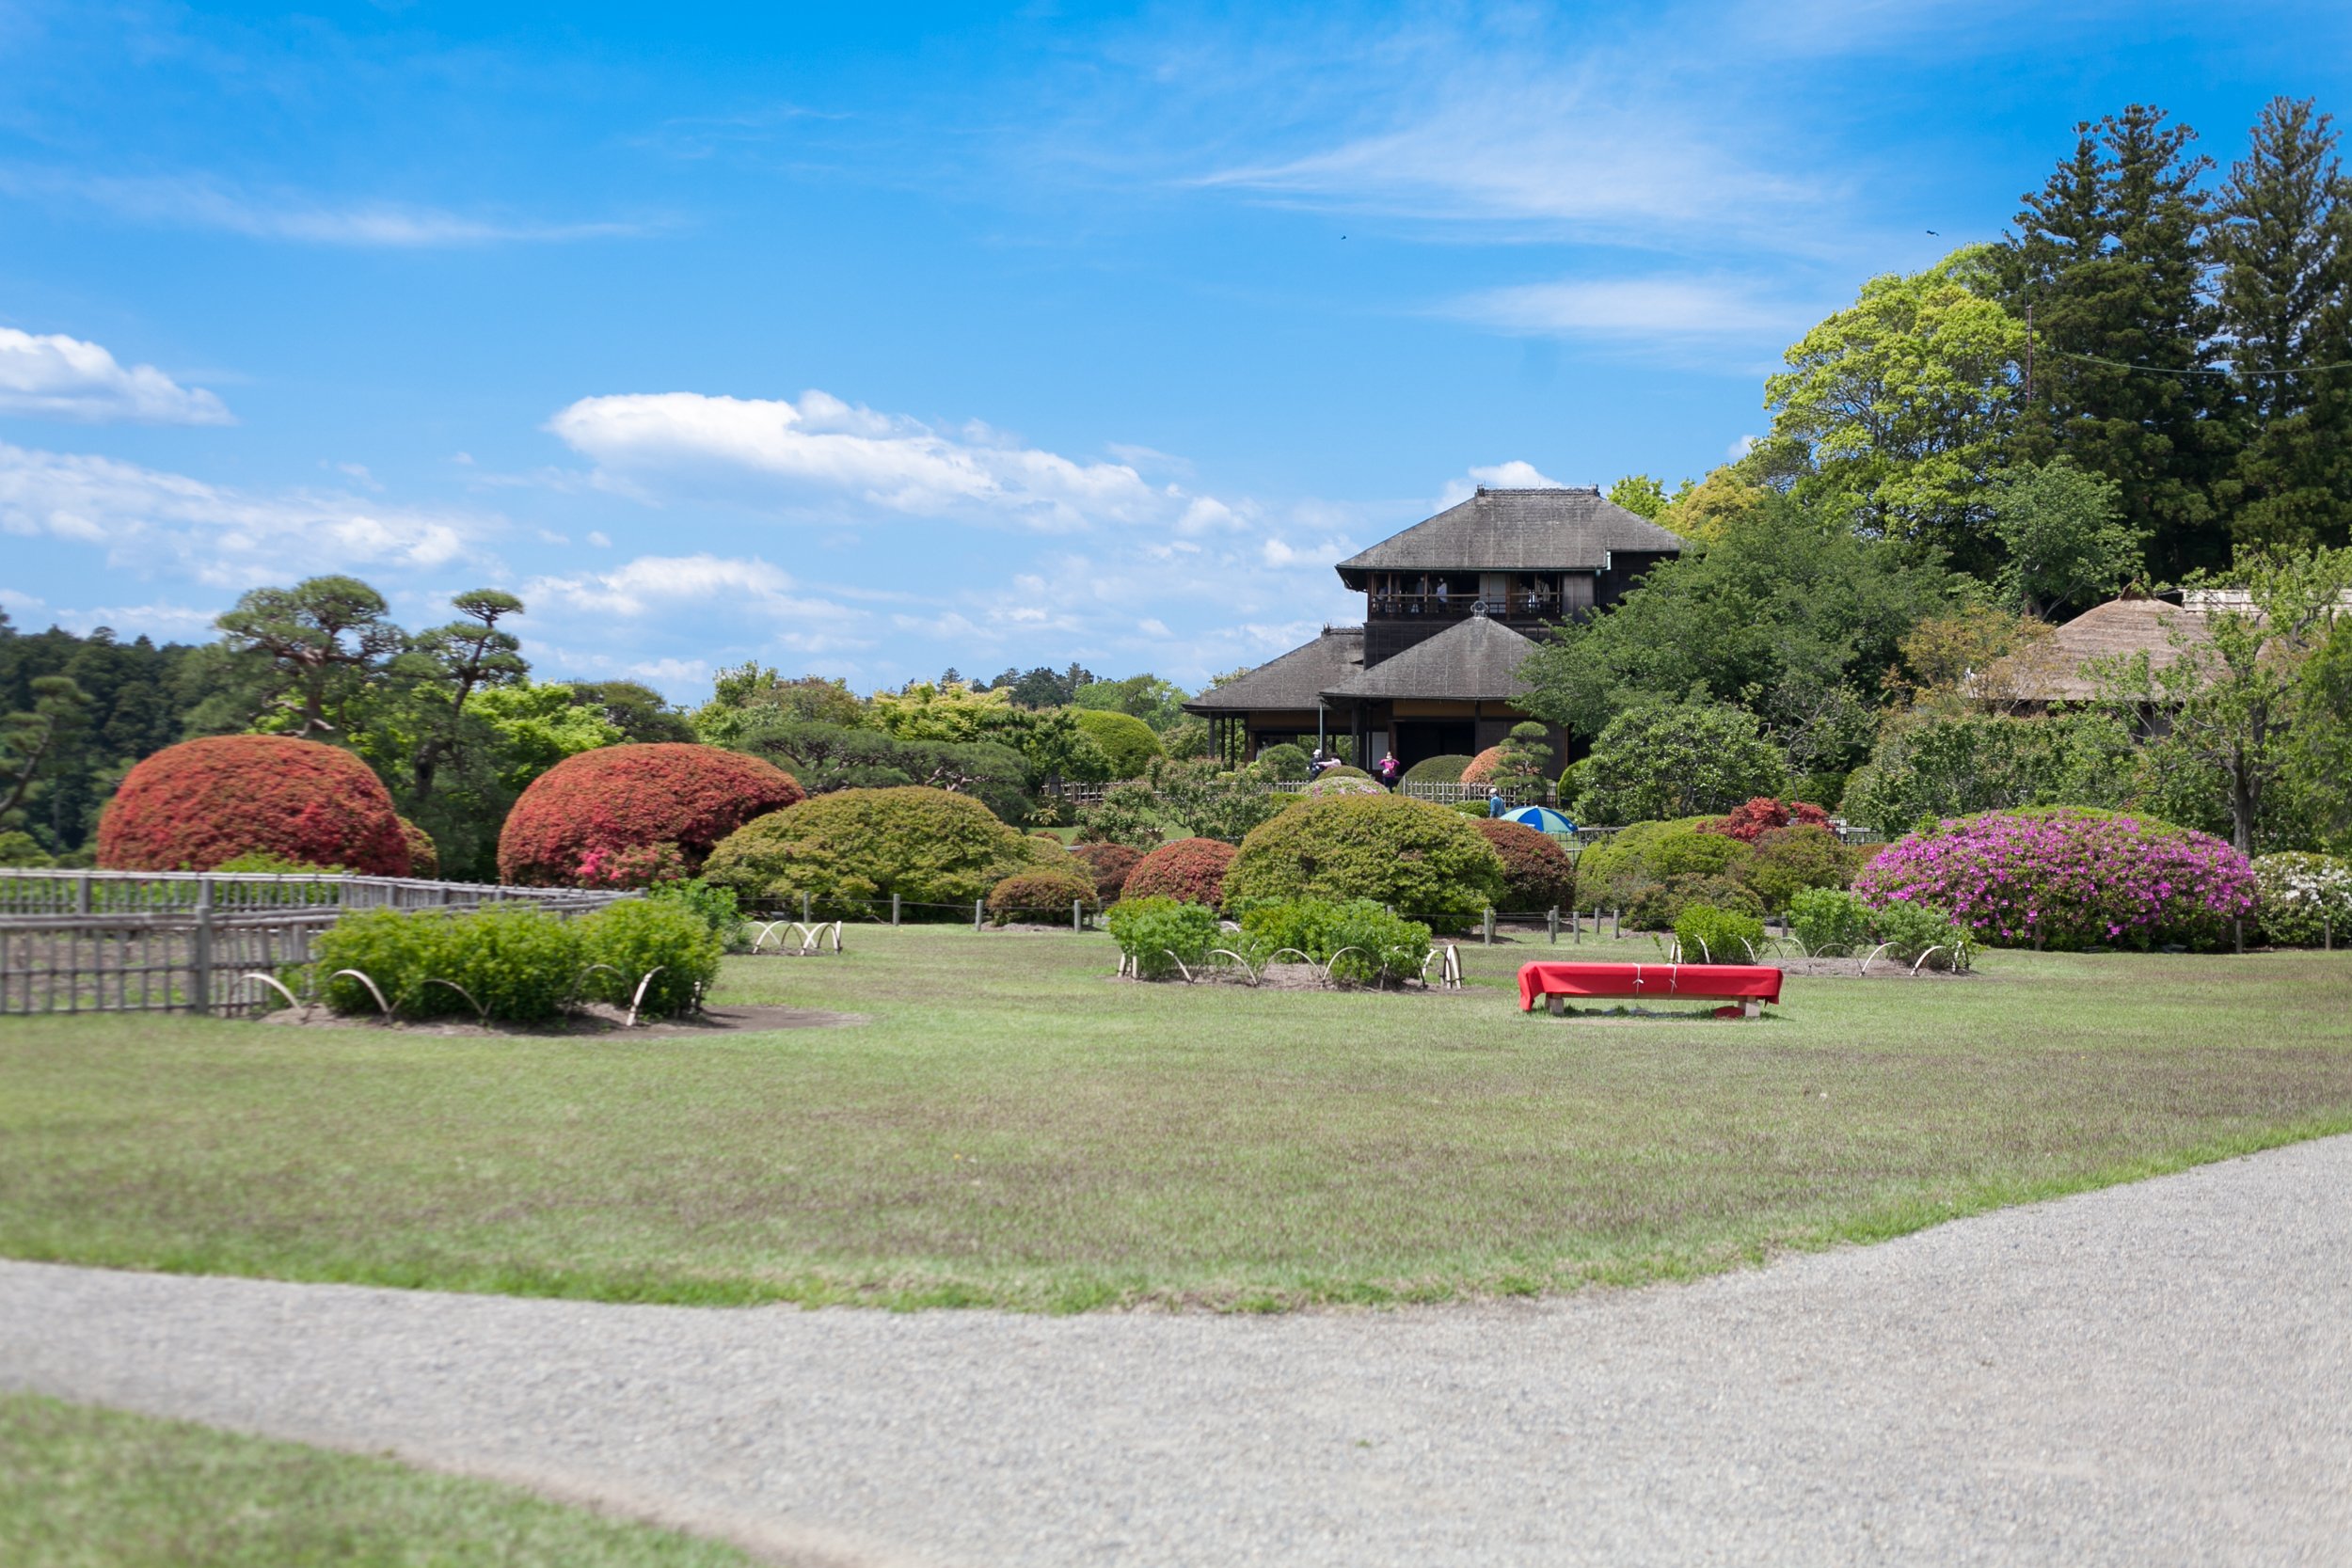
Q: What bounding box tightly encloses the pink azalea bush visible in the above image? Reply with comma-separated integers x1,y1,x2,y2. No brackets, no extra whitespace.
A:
1852,807,2256,952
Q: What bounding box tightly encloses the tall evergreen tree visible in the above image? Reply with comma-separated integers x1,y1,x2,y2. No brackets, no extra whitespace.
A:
2211,96,2352,554
1998,104,2230,582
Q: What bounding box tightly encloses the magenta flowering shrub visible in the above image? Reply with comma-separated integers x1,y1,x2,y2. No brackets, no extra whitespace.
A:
1852,807,2256,952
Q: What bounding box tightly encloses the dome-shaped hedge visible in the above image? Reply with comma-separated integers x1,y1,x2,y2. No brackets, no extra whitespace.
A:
1121,836,1238,906
97,736,411,875
1069,841,1145,902
701,785,1057,912
1072,709,1163,778
1401,753,1473,785
988,864,1100,924
1473,819,1577,911
497,743,803,887
1459,746,1506,786
1854,806,2256,951
1226,794,1504,927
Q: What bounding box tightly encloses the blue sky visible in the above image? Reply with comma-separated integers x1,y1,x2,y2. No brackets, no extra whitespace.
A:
4,1,2348,701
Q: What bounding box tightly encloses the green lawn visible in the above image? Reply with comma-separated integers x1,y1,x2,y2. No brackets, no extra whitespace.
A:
1,927,2347,1310
0,1393,756,1567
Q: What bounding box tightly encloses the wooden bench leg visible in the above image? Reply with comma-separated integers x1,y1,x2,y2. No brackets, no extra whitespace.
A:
1547,994,1565,1017
1742,998,1761,1020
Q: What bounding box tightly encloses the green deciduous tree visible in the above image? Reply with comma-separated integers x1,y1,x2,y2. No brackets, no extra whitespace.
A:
1987,459,2146,619
1517,493,1960,776
1745,246,2027,573
2096,546,2352,852
1571,702,1789,825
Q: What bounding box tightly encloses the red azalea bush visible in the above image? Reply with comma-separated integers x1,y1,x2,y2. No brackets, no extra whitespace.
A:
1703,797,1834,843
98,735,411,875
1853,806,2256,951
1121,836,1238,906
1473,818,1578,911
1458,745,1506,786
1069,841,1145,902
497,743,803,887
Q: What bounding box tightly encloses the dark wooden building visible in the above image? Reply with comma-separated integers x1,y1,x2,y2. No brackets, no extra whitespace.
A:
1186,485,1686,768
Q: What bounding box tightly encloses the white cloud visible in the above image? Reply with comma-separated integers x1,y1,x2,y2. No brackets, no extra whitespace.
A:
1452,277,1804,342
1,169,647,248
522,552,871,654
1728,433,1760,459
0,441,486,586
546,388,1170,531
0,327,231,425
586,530,612,547
1436,460,1570,508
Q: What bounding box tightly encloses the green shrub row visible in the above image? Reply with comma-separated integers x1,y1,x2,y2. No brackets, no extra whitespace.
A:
1788,888,1976,971
311,898,721,1022
1233,897,1432,985
1105,895,1223,978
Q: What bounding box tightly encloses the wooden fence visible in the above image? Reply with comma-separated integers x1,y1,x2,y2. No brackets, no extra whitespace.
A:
0,871,631,1018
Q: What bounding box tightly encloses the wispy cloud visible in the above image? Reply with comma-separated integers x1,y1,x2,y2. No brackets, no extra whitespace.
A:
1450,276,1813,342
0,441,493,586
521,552,872,654
0,327,232,424
0,168,650,247
548,388,1178,531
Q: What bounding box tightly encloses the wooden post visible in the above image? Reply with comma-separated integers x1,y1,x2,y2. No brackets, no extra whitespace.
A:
1548,907,1558,944
974,898,984,931
1073,899,1083,933
891,893,901,927
189,878,215,1016
802,892,812,925
1483,908,1494,945
1612,906,1621,941
2233,918,2244,955
74,873,90,915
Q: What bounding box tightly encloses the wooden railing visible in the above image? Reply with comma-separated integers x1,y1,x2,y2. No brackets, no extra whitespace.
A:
0,871,633,1017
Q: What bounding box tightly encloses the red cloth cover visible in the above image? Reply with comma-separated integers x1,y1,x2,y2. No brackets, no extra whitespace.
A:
1518,961,1783,1011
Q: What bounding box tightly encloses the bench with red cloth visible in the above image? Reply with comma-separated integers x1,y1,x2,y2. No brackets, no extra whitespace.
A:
1518,960,1783,1019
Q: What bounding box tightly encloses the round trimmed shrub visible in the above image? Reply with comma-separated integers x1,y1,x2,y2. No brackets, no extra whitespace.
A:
988,865,1100,924
1473,819,1577,911
498,743,803,887
1073,708,1163,777
98,735,410,875
1737,824,1857,911
1402,753,1474,785
1574,816,1750,907
1853,806,2256,952
1255,742,1311,780
396,817,439,879
1069,841,1145,902
1458,746,1506,786
1674,904,1766,964
578,897,723,1019
1121,836,1238,906
1225,794,1504,927
2251,852,2352,947
702,785,1056,913
1317,764,1374,780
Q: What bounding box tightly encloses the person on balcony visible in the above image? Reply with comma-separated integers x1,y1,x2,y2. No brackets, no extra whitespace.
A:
1435,578,1451,612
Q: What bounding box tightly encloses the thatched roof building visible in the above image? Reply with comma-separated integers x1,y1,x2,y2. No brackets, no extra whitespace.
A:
1976,597,2211,707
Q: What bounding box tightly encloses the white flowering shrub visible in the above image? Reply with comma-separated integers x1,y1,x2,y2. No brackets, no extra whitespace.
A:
2253,852,2352,947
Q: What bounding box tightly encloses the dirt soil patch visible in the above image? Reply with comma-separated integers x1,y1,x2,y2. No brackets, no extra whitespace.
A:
255,1002,866,1037
1114,960,1468,994
1774,957,1979,980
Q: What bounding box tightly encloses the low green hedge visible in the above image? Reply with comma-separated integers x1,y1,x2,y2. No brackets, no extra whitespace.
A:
1106,895,1222,978
311,899,720,1022
988,865,1099,925
1234,897,1431,986
1673,905,1765,964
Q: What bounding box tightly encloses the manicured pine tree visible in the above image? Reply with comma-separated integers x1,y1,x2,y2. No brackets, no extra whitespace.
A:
2211,96,2352,555
1997,104,2232,583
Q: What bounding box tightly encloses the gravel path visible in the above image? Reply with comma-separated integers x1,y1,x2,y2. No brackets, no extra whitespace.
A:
5,1137,2350,1567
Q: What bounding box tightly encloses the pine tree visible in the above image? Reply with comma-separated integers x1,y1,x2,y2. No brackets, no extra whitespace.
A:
1998,105,2231,583
2211,96,2352,555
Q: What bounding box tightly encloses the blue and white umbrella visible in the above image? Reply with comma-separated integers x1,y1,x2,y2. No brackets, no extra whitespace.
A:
1502,804,1575,835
